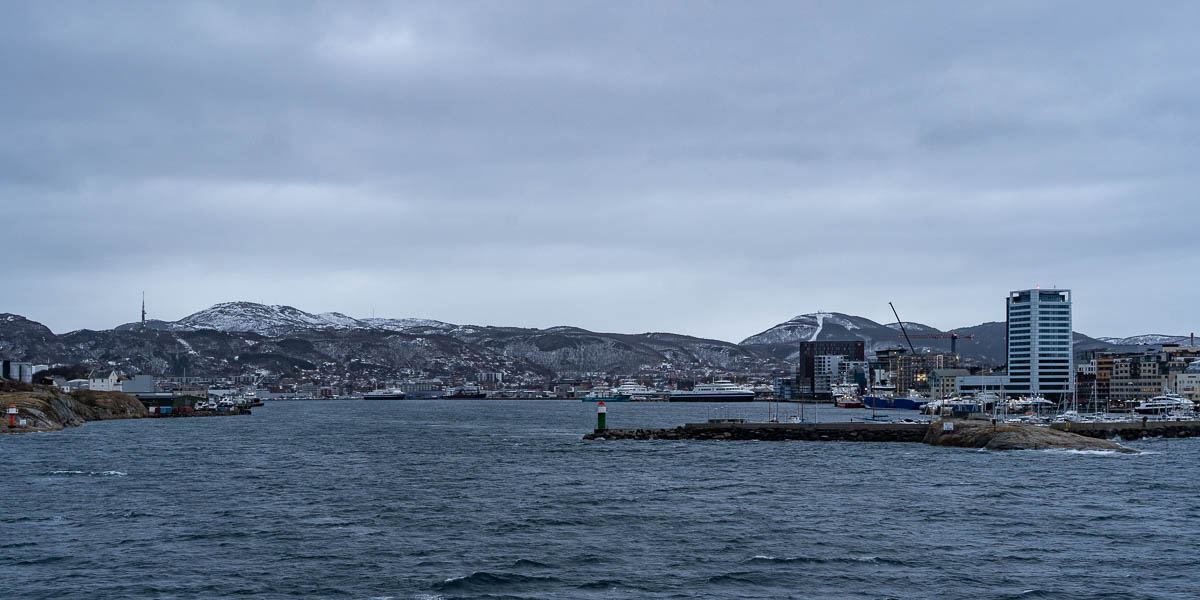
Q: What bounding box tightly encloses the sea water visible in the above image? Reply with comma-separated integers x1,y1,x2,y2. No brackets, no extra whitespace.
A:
3,400,1197,599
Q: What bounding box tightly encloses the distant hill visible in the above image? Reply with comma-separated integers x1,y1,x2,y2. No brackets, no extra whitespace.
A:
0,303,1180,378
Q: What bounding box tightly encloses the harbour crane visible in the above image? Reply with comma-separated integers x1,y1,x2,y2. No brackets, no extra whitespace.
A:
894,331,976,355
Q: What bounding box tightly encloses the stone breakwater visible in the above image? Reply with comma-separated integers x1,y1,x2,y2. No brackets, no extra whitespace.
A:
583,419,1177,453
584,421,928,442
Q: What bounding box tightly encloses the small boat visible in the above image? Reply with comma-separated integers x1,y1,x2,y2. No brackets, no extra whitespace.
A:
1005,396,1056,415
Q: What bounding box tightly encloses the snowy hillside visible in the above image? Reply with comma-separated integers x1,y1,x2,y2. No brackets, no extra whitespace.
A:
362,317,456,333
173,302,369,335
1097,334,1194,346
741,312,898,347
160,302,454,336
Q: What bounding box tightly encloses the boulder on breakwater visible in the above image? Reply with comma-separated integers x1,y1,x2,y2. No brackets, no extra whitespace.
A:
0,381,147,433
923,420,1137,453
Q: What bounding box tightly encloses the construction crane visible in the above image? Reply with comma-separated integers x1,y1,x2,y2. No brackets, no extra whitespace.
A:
889,302,917,354
894,331,976,355
889,302,974,354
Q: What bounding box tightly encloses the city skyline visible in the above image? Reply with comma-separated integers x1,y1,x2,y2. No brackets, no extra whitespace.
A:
3,2,1199,341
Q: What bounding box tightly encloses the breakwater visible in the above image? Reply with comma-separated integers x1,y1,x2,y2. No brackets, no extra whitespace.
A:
585,418,1200,452
584,421,928,442
1049,420,1200,440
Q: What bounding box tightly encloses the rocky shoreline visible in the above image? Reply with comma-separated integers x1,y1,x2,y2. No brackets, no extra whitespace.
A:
0,381,250,433
1,382,148,432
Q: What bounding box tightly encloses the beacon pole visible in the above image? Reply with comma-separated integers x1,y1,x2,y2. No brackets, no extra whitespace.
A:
596,401,607,431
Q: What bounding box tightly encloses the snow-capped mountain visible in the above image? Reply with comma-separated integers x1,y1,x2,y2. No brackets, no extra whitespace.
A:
170,302,369,335
361,318,456,333
740,312,919,359
2,301,1187,380
1097,334,1195,346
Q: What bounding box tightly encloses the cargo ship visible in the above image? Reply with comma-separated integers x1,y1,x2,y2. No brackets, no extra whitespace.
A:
445,386,487,399
862,392,929,411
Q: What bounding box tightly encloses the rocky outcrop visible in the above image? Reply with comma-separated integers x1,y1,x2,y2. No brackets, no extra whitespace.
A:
922,420,1137,453
0,381,147,433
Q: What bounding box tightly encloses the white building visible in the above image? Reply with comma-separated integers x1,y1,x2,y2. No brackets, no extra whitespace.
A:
813,355,843,394
87,369,121,392
1005,289,1073,400
957,375,1008,395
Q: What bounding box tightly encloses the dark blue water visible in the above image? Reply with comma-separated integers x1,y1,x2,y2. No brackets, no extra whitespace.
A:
4,400,1199,599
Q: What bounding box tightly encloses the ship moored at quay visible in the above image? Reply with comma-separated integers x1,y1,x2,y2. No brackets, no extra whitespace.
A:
668,381,757,402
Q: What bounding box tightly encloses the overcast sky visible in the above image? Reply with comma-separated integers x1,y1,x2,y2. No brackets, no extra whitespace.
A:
2,1,1198,342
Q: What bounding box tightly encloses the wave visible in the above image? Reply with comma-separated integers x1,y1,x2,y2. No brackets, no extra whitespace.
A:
46,470,127,476
1031,449,1137,456
742,554,907,566
432,571,560,593
509,559,554,569
707,571,772,585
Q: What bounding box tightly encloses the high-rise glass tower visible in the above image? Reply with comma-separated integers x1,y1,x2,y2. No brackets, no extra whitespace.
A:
1006,289,1073,400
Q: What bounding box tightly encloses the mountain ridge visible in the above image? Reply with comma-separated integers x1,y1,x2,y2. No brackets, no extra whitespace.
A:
1,303,1187,379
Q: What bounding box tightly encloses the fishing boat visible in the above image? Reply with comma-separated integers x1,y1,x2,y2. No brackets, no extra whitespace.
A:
835,393,865,408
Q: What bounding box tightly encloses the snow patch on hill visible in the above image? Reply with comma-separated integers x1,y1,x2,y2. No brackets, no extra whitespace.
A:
1097,334,1192,346
363,318,456,332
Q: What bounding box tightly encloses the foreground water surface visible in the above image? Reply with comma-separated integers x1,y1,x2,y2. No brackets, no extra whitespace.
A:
3,400,1198,599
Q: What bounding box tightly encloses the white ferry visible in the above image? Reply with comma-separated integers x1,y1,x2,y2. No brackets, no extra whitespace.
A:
669,381,756,402
364,388,408,400
612,381,659,400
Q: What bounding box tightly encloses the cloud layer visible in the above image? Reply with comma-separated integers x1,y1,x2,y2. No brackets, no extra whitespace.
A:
3,2,1198,340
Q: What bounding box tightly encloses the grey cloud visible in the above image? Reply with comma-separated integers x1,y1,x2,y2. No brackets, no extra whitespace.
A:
2,1,1199,341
